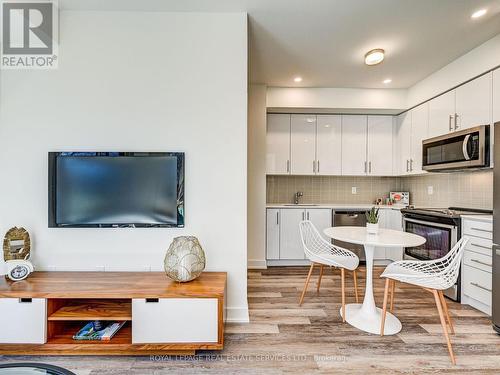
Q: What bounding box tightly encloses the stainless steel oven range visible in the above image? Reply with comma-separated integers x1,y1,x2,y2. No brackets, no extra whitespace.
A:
400,207,492,302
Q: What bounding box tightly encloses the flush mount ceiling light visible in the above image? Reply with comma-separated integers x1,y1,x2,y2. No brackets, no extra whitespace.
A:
365,49,385,66
471,8,487,18
294,76,303,82
383,78,392,84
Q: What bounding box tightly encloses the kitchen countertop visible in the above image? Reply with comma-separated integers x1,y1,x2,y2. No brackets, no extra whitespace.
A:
460,214,493,222
266,203,406,210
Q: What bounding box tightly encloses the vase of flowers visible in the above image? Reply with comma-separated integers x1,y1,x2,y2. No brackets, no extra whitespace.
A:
365,207,380,234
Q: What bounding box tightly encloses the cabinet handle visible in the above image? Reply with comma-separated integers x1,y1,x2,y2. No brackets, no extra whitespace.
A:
286,160,290,173
276,211,279,225
470,282,492,292
406,159,409,172
19,298,32,303
369,161,372,173
410,159,413,171
454,113,459,130
449,115,454,131
307,212,310,220
470,258,492,267
364,161,367,173
470,243,491,250
313,160,316,173
302,212,305,220
471,227,492,233
146,298,159,303
317,160,320,173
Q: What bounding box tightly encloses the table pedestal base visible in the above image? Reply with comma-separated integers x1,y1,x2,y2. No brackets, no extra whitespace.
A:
340,303,402,335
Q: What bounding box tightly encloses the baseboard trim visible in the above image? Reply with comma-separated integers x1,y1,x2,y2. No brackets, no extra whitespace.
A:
247,259,267,269
225,306,250,323
266,259,311,266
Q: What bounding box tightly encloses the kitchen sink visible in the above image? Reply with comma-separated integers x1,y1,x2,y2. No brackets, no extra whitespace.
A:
282,204,319,206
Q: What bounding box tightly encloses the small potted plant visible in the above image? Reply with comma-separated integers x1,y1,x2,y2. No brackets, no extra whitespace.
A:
365,207,380,234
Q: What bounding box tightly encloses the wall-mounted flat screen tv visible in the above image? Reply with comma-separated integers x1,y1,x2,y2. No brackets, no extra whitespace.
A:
48,152,184,228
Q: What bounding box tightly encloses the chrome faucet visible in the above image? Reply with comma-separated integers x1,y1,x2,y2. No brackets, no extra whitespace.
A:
294,191,303,205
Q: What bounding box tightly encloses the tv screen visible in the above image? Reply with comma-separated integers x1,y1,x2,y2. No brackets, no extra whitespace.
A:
48,152,184,228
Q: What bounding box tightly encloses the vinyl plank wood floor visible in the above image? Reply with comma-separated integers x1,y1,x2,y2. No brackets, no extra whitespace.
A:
1,266,499,374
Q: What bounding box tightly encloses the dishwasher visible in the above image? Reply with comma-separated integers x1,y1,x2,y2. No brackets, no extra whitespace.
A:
333,210,367,261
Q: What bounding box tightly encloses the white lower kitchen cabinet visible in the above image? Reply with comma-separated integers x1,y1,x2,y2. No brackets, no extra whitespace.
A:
267,208,332,265
266,208,280,260
132,298,218,343
307,208,332,241
0,298,46,344
279,208,308,260
461,217,493,315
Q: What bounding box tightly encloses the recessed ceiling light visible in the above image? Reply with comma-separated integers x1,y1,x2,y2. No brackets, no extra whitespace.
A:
383,78,392,84
365,49,385,66
471,9,487,18
294,76,303,82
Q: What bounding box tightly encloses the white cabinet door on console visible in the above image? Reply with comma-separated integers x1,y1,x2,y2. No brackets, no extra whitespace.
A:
316,115,342,175
266,114,290,174
132,298,218,343
280,208,306,259
0,298,46,343
342,115,367,175
266,209,280,260
291,115,317,175
367,115,393,176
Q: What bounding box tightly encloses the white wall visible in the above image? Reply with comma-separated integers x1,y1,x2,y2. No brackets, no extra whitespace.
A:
267,87,407,112
247,84,267,269
0,11,249,322
407,33,500,107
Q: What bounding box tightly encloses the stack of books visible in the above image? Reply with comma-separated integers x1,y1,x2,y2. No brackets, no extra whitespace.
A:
73,321,125,341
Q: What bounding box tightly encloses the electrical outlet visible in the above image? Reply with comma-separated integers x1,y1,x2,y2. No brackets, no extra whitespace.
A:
351,186,357,195
427,186,434,195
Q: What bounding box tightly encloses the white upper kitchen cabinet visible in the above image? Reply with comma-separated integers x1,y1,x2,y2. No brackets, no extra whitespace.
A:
428,90,455,138
279,209,306,260
455,73,492,131
316,115,342,175
494,68,500,123
291,115,317,175
396,112,412,175
266,114,290,174
409,103,429,174
341,115,367,175
367,116,393,176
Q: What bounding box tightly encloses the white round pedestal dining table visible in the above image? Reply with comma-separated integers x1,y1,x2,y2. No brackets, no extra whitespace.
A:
323,226,426,335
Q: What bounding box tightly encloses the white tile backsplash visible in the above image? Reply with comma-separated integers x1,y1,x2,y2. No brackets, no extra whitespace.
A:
267,169,493,209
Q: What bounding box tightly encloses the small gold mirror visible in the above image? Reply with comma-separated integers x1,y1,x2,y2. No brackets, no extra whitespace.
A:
3,227,31,261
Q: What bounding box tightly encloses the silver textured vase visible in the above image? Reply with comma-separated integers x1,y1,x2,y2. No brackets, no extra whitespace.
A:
164,236,206,282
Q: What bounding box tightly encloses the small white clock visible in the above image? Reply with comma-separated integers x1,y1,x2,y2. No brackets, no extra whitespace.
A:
2,259,34,281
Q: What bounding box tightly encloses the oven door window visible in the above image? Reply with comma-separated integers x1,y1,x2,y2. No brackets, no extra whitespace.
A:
405,221,451,260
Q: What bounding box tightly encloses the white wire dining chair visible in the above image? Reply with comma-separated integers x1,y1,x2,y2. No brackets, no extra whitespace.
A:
379,236,470,365
298,220,360,321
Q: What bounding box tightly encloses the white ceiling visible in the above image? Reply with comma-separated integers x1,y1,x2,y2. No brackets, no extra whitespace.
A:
61,0,500,88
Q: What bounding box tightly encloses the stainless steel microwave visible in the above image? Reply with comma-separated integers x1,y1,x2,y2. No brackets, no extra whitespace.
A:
422,125,490,171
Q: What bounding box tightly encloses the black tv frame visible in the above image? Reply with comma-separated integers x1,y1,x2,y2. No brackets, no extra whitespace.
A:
48,152,185,228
